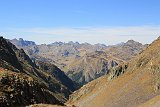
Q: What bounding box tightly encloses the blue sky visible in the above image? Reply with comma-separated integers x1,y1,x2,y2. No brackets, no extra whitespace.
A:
0,0,160,45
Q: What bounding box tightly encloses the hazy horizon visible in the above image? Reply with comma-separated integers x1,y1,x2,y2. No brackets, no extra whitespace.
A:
1,0,160,45
6,35,159,46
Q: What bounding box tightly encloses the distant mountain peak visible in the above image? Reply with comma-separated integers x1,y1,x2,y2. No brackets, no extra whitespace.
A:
126,39,140,44
123,39,143,47
68,41,80,45
10,38,36,47
157,36,160,40
19,38,24,41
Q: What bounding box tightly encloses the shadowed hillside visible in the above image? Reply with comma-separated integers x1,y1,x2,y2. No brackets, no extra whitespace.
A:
0,37,77,107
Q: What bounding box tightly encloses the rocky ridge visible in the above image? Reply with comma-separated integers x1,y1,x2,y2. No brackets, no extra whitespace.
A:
0,37,77,107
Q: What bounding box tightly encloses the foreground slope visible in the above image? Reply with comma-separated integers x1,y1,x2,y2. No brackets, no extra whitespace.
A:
0,68,62,106
67,37,160,107
138,95,160,107
0,37,77,106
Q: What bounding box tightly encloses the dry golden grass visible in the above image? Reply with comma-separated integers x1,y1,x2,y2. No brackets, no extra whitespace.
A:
67,37,160,107
138,95,160,107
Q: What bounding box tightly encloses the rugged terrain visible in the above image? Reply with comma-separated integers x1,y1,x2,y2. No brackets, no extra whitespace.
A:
67,37,160,107
105,40,147,61
10,38,146,86
2,36,159,107
0,37,77,106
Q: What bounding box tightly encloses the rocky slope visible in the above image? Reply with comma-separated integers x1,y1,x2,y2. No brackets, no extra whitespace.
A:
0,37,77,106
0,68,63,107
10,39,146,86
105,40,147,61
66,51,123,85
67,37,160,107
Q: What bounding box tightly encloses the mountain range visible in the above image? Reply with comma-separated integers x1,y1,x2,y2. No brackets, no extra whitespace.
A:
10,38,146,86
0,36,160,107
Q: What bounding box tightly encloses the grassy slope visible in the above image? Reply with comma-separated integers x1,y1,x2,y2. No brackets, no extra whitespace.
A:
67,38,160,107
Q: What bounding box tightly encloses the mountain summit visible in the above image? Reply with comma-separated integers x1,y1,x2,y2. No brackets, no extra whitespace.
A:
10,38,36,47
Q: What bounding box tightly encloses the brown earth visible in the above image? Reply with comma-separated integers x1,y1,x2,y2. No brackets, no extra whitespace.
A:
67,37,160,107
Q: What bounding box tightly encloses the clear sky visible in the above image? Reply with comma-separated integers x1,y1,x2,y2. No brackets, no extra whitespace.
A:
0,0,160,45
